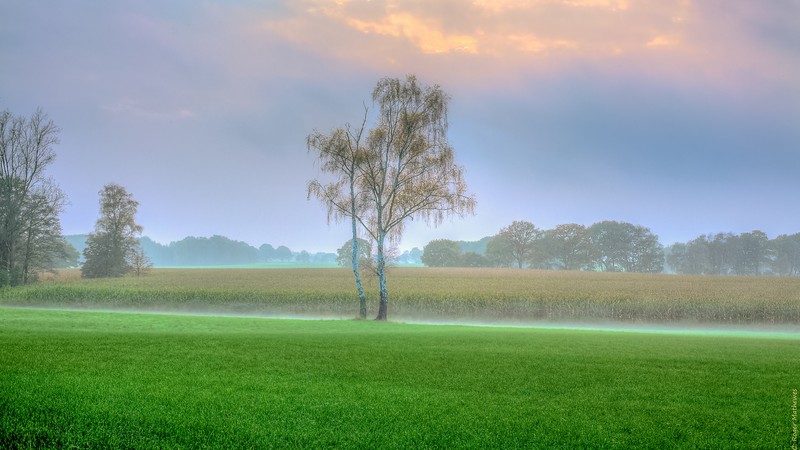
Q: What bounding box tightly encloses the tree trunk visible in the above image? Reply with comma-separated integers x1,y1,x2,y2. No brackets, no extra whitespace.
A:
375,235,388,321
351,215,367,319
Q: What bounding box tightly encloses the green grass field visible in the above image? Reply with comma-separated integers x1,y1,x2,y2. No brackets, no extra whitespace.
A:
3,268,799,324
1,308,798,448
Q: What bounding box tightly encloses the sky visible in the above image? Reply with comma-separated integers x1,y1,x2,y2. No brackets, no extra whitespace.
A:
1,0,798,253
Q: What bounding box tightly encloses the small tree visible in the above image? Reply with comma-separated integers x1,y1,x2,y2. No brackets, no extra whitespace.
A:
129,245,153,276
81,184,144,278
308,107,370,318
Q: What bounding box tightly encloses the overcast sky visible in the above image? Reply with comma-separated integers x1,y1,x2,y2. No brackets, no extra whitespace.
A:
2,0,798,252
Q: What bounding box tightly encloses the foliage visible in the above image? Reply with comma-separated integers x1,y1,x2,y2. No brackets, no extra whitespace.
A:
421,239,461,267
772,233,800,276
105,236,333,267
485,234,514,267
1,309,797,448
668,231,799,276
308,75,476,320
588,221,664,273
496,220,541,268
336,238,372,268
81,184,143,278
541,223,592,270
51,240,80,268
459,252,489,267
0,107,66,285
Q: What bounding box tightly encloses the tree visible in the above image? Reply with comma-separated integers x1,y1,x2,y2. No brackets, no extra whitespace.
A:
497,221,541,268
772,233,800,276
81,184,144,278
485,234,514,267
259,243,276,262
274,245,292,262
587,221,628,272
544,223,590,271
626,224,664,273
730,230,770,275
0,107,66,285
296,250,311,265
51,239,80,269
421,239,461,267
308,108,370,317
666,242,687,274
129,245,153,276
336,238,372,268
587,221,663,273
309,75,475,320
358,76,476,320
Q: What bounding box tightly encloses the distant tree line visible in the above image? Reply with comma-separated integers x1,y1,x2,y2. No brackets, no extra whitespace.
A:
422,220,664,272
136,236,335,267
667,231,800,276
67,235,338,267
422,221,800,276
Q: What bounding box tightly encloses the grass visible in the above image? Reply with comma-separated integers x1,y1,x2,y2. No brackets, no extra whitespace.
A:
1,308,798,448
3,268,800,324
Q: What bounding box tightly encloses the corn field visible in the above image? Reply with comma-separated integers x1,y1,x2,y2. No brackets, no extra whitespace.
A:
2,268,799,324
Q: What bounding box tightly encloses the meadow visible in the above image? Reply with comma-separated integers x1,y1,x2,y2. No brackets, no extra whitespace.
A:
2,267,800,325
1,308,798,448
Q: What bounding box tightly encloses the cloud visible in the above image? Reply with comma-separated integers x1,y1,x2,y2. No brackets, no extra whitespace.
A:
472,0,630,14
346,12,477,54
257,0,702,87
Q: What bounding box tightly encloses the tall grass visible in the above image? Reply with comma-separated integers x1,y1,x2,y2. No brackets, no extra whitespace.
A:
2,268,799,324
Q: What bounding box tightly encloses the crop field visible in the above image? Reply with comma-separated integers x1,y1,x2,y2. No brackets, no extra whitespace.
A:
1,308,798,448
2,268,800,325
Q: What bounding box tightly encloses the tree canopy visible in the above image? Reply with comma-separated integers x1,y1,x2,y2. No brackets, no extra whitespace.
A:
421,239,461,267
0,107,67,285
308,75,476,320
81,184,144,278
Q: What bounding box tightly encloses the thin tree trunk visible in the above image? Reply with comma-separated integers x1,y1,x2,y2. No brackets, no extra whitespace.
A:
351,214,367,319
375,234,388,321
